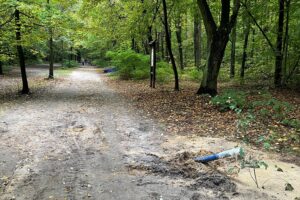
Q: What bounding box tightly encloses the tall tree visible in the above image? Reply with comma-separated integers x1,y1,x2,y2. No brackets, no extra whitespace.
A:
274,0,285,87
240,0,251,79
15,4,30,94
47,0,54,79
194,3,202,70
282,0,290,85
241,17,251,79
230,0,238,79
162,0,179,91
175,16,184,70
197,0,240,96
243,0,289,87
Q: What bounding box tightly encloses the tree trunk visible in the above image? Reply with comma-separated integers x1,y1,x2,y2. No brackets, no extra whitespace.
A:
250,28,255,60
162,0,179,91
131,37,136,51
160,31,165,60
48,31,54,78
0,61,3,75
197,31,230,96
230,0,238,79
241,20,250,79
15,7,29,94
197,0,240,96
175,17,184,70
274,0,285,87
77,50,81,63
282,0,290,85
194,8,202,70
230,23,237,78
47,0,54,79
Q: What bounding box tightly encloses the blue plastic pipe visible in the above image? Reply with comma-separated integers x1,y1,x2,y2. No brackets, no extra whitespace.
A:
194,147,241,163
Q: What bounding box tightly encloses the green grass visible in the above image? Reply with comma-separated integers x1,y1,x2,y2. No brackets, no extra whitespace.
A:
55,67,76,78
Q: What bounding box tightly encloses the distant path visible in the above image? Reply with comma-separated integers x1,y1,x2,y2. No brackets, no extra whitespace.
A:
0,67,285,200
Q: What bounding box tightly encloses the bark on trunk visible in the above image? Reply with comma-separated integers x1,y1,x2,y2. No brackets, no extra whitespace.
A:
47,0,54,79
230,26,237,78
48,31,54,79
162,0,179,91
241,17,251,78
131,37,135,51
196,0,240,96
274,0,285,87
160,31,165,60
197,31,229,96
282,0,290,85
194,9,202,70
15,8,29,94
175,17,184,70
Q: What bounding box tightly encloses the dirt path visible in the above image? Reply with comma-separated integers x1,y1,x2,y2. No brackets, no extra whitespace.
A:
0,67,298,200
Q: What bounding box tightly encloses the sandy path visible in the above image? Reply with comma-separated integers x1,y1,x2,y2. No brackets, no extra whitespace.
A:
0,67,297,200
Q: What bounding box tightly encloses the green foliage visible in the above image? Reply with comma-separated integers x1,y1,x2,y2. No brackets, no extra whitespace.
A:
213,90,298,130
182,67,202,81
239,149,268,188
240,157,268,170
106,50,149,80
251,96,294,123
156,61,173,83
62,60,79,68
281,118,300,129
211,89,247,113
237,113,256,132
91,59,110,68
256,136,272,150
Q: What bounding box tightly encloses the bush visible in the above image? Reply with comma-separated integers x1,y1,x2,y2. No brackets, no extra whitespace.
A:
132,69,149,80
91,59,110,67
211,89,247,113
62,60,79,68
182,67,202,81
156,61,173,83
105,50,149,80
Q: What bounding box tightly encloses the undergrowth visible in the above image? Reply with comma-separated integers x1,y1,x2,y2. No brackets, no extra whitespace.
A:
211,89,300,153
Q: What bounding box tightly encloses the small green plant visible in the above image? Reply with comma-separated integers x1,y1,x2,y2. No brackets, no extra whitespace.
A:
251,97,293,121
211,89,247,113
281,118,300,129
256,136,272,150
226,148,268,188
239,148,268,188
237,113,256,133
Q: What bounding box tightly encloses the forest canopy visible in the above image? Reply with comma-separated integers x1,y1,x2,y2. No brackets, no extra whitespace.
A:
0,0,299,94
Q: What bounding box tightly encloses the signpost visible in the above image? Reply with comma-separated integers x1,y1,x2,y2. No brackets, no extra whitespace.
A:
149,40,156,88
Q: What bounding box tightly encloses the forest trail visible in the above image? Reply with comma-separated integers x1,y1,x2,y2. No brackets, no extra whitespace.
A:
0,66,299,200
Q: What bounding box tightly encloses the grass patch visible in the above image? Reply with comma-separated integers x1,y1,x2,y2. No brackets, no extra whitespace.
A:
55,67,76,78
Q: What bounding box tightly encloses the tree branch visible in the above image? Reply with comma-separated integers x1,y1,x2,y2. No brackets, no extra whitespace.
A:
0,13,14,29
220,0,230,28
150,0,160,26
229,0,241,30
197,0,217,36
286,54,300,81
241,2,276,54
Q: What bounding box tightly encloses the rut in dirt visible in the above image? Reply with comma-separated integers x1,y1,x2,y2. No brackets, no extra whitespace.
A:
0,66,268,200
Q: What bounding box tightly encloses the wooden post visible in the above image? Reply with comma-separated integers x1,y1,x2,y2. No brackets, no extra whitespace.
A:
149,40,156,88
